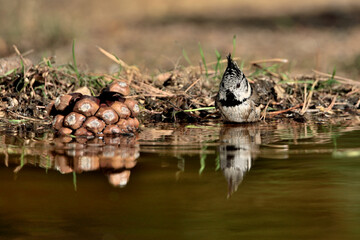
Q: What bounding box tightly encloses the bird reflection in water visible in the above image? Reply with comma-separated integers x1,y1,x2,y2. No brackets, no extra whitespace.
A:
219,125,261,197
47,135,138,188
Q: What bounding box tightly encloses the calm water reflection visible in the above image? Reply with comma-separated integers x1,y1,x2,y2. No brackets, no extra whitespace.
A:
219,125,260,197
1,119,360,240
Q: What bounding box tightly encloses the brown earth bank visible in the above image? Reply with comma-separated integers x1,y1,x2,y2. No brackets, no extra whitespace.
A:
0,51,359,134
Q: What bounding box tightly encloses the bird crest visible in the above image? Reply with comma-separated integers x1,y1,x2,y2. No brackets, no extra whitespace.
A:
224,54,242,79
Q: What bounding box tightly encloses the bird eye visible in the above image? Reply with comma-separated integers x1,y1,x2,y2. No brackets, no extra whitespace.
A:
236,83,241,88
221,82,225,88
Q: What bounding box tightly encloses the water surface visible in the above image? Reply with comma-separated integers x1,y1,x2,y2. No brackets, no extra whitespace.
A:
1,119,360,240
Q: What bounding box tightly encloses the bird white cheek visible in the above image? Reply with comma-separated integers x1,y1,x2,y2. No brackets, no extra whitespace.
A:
245,82,251,98
239,82,252,98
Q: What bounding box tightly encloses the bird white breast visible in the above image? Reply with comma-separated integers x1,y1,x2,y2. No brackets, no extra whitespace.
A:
219,99,259,123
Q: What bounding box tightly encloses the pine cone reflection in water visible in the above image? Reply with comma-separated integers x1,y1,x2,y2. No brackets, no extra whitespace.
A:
51,134,139,187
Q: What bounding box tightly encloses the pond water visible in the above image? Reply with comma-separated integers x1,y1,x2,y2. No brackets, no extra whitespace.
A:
1,119,360,240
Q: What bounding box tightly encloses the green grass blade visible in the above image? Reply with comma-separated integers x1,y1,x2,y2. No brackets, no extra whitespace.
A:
318,66,339,90
1,68,17,77
72,39,81,80
46,59,53,67
46,155,51,174
198,43,208,77
215,49,221,59
232,35,237,56
8,119,28,124
20,147,25,167
278,80,314,84
215,154,220,171
214,49,221,78
327,66,338,85
199,146,207,175
239,60,245,71
183,106,215,112
182,48,192,65
73,172,77,191
331,66,337,78
15,59,27,92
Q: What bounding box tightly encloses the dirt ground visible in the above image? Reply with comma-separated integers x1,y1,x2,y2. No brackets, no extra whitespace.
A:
0,0,360,78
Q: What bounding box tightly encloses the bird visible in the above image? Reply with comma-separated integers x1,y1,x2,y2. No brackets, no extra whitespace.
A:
216,54,260,123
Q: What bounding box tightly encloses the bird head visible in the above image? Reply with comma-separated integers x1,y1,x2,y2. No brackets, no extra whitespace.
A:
218,54,251,104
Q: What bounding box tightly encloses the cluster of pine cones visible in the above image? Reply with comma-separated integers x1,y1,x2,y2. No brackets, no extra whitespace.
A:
47,80,140,137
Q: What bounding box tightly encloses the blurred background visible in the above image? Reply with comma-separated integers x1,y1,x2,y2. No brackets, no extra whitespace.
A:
0,0,360,77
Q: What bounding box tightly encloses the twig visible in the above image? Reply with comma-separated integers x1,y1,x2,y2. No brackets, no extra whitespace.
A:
185,57,242,71
312,69,360,86
2,147,8,167
22,49,34,57
250,58,288,64
207,57,241,66
346,88,360,97
301,83,307,114
252,63,280,78
260,101,271,121
267,103,304,116
324,94,337,112
130,94,177,98
355,98,360,108
143,109,163,114
135,82,174,96
14,165,23,173
185,77,202,93
97,46,139,72
12,45,30,94
128,70,134,85
53,69,78,80
12,45,25,61
300,79,319,115
8,111,50,123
